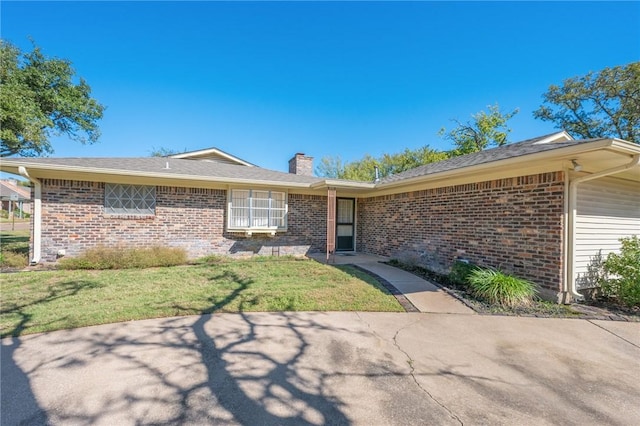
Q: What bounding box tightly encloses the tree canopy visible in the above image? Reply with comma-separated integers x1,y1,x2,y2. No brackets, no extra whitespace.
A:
316,146,448,181
439,103,519,155
316,104,517,180
1,40,105,157
534,62,640,144
149,147,185,157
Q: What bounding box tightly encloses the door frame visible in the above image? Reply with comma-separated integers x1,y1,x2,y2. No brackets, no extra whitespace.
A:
336,197,355,251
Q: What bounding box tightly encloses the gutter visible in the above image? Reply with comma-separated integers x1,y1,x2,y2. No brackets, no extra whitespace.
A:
18,167,42,265
566,154,640,301
2,162,317,189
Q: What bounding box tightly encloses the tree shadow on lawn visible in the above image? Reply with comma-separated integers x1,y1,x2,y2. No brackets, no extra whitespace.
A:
4,269,636,425
183,270,353,424
337,264,420,313
1,271,358,424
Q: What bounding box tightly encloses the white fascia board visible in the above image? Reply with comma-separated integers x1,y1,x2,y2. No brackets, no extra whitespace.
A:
609,139,640,155
532,131,574,144
0,162,313,189
376,139,620,191
310,179,376,190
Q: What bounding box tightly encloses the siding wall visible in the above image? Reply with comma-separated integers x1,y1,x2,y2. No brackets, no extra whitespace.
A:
36,179,327,262
574,176,640,287
357,172,566,293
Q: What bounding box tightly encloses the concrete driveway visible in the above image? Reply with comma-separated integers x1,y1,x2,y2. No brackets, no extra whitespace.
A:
2,312,639,425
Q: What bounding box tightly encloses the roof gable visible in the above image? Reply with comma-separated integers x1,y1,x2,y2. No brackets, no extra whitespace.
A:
530,130,573,145
169,147,255,167
0,180,30,200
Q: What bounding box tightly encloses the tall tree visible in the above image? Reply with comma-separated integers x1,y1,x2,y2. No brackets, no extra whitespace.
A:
439,103,519,155
1,40,105,157
316,155,345,179
379,146,449,176
534,62,640,143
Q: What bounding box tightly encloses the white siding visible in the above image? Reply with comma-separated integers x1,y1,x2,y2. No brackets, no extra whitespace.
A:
575,177,640,287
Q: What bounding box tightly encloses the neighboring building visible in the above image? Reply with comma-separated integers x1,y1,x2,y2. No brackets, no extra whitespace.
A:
0,179,31,216
1,132,638,302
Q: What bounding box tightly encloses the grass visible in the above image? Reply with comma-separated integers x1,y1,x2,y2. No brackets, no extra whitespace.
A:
1,229,29,268
0,258,404,337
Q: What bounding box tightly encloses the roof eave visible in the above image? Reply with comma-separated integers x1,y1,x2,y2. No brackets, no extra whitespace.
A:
0,161,314,189
377,138,636,190
310,179,376,190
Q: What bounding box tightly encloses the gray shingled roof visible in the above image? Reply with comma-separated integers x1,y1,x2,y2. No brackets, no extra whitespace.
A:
1,133,618,188
380,133,598,184
0,157,323,185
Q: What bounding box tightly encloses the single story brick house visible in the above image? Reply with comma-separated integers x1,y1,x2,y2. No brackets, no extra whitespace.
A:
1,131,638,302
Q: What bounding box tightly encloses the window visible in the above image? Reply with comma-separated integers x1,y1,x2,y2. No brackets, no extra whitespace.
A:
105,184,156,215
229,189,287,231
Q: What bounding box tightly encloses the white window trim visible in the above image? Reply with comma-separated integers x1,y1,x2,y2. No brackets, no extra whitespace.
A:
227,189,288,235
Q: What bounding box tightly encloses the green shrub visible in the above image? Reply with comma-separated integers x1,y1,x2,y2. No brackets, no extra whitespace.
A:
467,268,538,308
195,254,226,265
0,251,28,268
602,236,640,308
59,246,188,270
449,260,476,286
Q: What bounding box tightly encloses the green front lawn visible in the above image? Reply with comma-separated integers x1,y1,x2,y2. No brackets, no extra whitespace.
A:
0,258,404,337
0,229,30,268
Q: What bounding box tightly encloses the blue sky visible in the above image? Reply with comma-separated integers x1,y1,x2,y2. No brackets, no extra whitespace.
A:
2,1,639,173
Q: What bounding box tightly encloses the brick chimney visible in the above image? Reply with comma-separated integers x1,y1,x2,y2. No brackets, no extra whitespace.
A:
288,153,314,176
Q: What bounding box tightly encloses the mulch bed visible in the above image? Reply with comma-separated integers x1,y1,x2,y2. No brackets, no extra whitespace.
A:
383,261,639,322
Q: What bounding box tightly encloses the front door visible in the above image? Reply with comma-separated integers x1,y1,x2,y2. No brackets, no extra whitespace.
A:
336,198,355,251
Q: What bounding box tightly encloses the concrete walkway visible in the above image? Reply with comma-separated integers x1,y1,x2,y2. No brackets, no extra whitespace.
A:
310,252,475,314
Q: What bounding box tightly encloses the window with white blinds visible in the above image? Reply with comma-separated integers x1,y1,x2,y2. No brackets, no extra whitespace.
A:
229,189,287,230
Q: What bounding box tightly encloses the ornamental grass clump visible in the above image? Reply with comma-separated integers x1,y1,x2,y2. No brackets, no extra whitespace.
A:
467,268,538,308
59,246,187,270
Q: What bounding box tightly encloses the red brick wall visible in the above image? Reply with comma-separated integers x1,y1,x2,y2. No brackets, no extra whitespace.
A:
357,172,565,292
38,179,327,261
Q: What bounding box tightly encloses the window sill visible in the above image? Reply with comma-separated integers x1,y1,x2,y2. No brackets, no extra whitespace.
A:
227,227,285,237
103,214,156,220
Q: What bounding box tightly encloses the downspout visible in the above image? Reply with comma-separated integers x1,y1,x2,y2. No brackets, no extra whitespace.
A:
18,167,42,265
566,154,640,301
